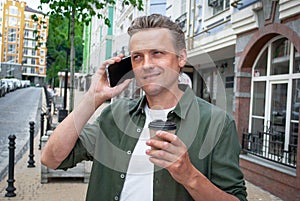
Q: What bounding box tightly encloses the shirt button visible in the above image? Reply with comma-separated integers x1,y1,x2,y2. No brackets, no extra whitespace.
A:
120,174,125,179
114,195,119,200
127,150,132,155
137,128,142,133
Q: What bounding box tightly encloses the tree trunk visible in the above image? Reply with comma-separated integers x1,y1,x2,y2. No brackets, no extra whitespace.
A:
69,6,75,112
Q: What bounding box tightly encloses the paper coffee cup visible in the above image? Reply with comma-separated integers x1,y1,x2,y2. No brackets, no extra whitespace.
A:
148,120,176,149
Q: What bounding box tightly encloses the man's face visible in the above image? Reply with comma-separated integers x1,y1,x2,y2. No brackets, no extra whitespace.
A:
129,28,186,96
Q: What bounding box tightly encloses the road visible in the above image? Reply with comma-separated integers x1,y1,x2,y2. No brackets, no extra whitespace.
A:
0,87,42,181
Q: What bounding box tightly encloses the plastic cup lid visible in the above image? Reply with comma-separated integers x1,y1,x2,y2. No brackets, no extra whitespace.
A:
148,119,176,130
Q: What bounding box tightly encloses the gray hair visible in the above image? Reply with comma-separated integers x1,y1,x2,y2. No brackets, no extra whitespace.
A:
127,14,186,53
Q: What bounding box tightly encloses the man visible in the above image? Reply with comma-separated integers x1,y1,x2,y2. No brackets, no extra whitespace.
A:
41,14,247,201
47,85,56,98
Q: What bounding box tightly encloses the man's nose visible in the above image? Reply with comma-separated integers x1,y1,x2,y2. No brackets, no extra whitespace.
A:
142,55,155,69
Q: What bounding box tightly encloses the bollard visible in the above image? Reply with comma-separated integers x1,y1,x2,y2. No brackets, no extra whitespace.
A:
27,121,35,168
39,113,45,150
46,110,51,131
5,135,16,197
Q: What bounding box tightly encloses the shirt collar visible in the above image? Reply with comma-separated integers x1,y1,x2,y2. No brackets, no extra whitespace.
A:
173,87,196,119
129,87,196,120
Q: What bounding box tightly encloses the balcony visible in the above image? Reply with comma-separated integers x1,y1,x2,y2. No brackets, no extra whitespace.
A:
242,131,297,168
175,12,187,32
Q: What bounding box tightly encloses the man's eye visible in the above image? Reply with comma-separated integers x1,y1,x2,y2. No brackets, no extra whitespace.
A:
132,55,142,61
154,51,162,55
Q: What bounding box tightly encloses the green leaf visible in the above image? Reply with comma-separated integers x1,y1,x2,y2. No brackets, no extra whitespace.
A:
104,18,111,27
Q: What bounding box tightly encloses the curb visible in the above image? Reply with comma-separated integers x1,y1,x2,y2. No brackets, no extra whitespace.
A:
0,89,42,182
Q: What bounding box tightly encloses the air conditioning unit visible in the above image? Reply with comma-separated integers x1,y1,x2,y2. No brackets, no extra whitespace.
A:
208,0,221,7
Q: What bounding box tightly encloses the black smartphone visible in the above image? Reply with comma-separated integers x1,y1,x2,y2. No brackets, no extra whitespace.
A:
106,56,134,87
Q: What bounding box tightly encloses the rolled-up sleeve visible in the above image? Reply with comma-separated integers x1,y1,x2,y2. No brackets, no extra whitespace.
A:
211,120,248,201
57,121,100,170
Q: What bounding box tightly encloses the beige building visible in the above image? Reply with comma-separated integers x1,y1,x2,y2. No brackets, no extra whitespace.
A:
0,0,48,85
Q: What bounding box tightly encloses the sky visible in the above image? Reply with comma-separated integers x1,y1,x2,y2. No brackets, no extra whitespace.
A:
24,0,49,13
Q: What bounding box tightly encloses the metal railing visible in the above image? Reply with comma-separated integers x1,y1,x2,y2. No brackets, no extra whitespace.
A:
242,131,297,168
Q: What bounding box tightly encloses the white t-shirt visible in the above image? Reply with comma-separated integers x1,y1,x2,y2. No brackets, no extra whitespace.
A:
120,105,174,201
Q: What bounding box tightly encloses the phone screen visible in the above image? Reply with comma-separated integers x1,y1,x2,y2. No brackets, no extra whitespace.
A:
106,56,134,87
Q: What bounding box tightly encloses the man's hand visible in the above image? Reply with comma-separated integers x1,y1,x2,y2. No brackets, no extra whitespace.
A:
88,55,132,109
145,131,193,185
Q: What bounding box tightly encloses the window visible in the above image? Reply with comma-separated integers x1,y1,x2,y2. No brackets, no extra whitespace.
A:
246,36,299,168
30,67,35,74
24,30,29,38
250,82,266,137
293,48,300,73
33,31,37,38
31,59,36,65
7,56,15,63
8,16,18,26
8,28,16,42
9,6,18,16
41,32,46,39
39,67,44,74
25,13,31,19
253,48,268,77
33,23,38,29
290,79,299,144
225,76,234,88
30,41,37,48
271,38,290,75
208,0,230,15
23,48,28,55
8,44,16,53
24,39,28,47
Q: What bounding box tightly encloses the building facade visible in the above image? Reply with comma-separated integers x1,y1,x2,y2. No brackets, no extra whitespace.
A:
232,1,300,200
80,5,115,91
176,0,300,200
0,0,49,84
83,0,299,200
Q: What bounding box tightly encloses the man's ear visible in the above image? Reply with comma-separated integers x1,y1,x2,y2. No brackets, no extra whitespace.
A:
178,49,187,68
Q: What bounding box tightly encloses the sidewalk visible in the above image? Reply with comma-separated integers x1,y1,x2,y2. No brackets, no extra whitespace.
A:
0,89,283,201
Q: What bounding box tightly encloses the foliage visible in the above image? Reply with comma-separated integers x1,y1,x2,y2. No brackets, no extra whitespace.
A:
39,0,143,26
45,14,84,86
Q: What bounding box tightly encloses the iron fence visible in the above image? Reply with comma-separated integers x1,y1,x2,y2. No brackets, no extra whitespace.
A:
242,131,297,168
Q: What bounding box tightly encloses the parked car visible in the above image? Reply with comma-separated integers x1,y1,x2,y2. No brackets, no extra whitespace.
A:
2,79,15,92
21,80,30,87
0,80,7,97
9,78,21,89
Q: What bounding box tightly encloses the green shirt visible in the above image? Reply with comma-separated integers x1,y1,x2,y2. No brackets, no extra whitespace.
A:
58,87,247,201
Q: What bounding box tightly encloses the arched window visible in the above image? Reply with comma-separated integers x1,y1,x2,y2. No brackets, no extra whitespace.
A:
248,36,299,168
